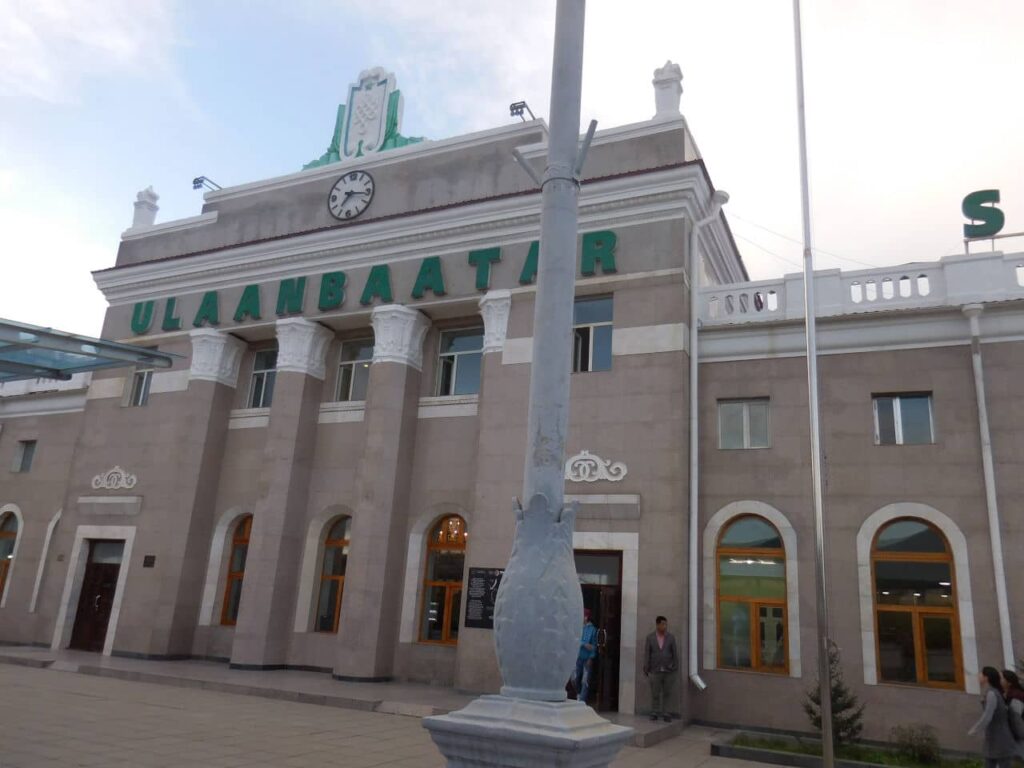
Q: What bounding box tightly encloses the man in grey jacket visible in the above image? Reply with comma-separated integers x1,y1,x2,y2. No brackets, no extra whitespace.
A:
643,615,679,722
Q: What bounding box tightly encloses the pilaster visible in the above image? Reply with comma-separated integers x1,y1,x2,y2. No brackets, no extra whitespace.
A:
189,329,246,388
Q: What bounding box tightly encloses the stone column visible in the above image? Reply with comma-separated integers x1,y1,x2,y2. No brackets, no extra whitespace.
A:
333,304,429,680
230,318,332,668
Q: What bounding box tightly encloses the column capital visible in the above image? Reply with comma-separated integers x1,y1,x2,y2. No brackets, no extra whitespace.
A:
189,328,245,387
371,304,430,370
275,318,333,380
479,289,512,354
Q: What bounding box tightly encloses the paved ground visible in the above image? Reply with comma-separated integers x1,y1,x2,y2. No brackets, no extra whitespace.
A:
0,664,762,767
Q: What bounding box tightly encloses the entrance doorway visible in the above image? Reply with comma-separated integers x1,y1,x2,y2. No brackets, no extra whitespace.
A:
70,540,124,652
574,550,622,712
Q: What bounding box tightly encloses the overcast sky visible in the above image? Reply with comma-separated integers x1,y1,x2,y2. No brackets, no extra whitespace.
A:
2,1,1021,336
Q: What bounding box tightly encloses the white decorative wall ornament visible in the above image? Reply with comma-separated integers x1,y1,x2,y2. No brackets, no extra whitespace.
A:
564,450,627,482
652,60,683,120
479,290,512,354
275,318,333,380
91,466,138,490
189,329,245,387
371,304,429,370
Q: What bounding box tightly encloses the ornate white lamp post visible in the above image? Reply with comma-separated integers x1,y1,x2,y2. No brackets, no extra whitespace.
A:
423,1,632,764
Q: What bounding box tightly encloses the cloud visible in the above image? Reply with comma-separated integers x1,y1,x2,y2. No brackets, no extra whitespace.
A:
0,0,180,102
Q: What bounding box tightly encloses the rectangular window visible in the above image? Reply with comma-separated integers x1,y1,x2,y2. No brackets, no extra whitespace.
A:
572,296,613,373
127,369,153,407
336,339,374,402
12,440,36,473
248,349,277,408
873,394,933,445
718,399,770,449
436,329,483,396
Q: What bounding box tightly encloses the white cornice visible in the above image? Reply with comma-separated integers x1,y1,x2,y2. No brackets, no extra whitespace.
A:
93,165,712,305
517,117,686,160
121,211,219,241
200,121,547,205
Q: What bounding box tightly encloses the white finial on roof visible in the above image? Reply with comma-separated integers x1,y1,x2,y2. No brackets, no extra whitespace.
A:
652,60,683,120
132,186,159,228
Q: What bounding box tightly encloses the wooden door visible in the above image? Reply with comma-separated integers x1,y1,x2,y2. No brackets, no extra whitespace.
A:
70,541,123,652
575,551,623,713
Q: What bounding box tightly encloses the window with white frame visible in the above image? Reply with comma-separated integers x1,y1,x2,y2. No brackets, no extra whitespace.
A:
718,399,770,449
873,394,934,445
336,339,374,401
248,349,277,408
572,296,612,373
12,440,36,473
127,368,153,407
436,329,483,396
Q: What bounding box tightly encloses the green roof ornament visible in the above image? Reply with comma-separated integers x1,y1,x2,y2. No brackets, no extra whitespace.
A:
303,67,423,170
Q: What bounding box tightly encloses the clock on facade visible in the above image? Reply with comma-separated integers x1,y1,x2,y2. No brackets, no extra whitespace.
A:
328,170,375,220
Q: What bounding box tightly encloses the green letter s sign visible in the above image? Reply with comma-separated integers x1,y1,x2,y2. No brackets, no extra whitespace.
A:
962,189,1004,238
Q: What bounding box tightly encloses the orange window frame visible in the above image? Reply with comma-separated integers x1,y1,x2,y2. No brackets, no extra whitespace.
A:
316,520,351,633
220,515,252,627
419,515,467,645
716,516,788,675
871,520,962,690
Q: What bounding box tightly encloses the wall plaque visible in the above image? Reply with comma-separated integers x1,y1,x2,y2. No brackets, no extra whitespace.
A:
464,567,504,630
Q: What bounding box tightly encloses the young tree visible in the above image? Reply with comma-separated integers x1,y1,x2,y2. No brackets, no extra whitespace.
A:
804,641,865,746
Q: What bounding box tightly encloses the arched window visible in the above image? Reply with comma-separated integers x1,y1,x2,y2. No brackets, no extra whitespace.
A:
717,515,787,673
420,515,467,644
315,517,351,633
220,515,252,626
0,513,18,600
873,518,960,688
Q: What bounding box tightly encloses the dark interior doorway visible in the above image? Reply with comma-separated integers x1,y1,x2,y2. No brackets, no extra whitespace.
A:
574,550,622,712
70,540,124,653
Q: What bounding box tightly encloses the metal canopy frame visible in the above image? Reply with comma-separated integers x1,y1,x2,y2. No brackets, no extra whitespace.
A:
0,319,177,383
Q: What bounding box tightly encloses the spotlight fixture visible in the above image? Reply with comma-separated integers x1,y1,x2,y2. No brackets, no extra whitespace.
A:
192,176,222,191
509,101,535,122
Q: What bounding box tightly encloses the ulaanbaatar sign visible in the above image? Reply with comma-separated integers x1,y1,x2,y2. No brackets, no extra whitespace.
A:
129,231,618,336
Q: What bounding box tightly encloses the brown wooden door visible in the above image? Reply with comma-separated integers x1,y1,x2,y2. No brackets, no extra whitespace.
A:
70,541,123,652
575,551,623,713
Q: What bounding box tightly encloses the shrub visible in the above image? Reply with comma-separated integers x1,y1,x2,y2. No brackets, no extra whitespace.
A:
891,724,941,765
803,641,865,746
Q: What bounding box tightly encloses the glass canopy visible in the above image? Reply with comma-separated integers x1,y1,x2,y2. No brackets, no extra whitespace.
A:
0,319,176,383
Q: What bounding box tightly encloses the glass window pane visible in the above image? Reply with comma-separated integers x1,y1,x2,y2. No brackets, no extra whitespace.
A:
719,402,745,449
875,397,897,444
573,297,613,325
591,325,612,372
574,553,620,586
719,601,752,668
315,579,339,632
877,610,917,682
337,366,354,400
452,352,482,395
327,517,351,541
225,578,244,623
322,545,348,577
261,371,276,407
249,374,265,408
876,520,946,553
449,589,462,641
350,363,370,401
748,401,769,448
428,551,466,582
90,541,124,564
1,514,18,533
573,327,590,373
341,340,374,363
254,350,277,371
874,560,952,607
0,539,13,559
422,585,447,641
900,396,933,444
922,615,956,683
230,543,248,574
719,556,785,599
759,605,786,669
720,517,782,549
437,356,454,396
441,329,483,354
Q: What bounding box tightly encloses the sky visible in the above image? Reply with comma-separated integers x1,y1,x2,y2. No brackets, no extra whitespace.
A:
2,0,1021,337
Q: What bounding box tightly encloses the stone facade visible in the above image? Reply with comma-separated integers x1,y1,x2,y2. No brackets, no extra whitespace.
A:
1,98,1022,751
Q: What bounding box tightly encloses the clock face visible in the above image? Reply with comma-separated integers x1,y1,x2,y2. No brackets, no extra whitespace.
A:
328,170,375,221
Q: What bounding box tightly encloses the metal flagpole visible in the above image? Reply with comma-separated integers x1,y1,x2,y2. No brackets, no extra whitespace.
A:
792,2,834,766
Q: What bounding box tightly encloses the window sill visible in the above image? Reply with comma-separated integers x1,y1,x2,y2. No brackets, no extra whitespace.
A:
418,395,479,419
717,446,771,451
228,407,270,430
318,401,365,424
416,640,459,648
872,678,962,692
713,665,789,677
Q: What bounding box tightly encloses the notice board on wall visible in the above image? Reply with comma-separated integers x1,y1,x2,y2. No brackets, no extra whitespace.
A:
464,567,504,629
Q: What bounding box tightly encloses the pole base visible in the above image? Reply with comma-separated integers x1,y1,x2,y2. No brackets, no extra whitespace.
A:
423,694,633,767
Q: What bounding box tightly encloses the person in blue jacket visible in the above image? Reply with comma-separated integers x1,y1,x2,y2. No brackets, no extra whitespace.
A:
574,608,598,704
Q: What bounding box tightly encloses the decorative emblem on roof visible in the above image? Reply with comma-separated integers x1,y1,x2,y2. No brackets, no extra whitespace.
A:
91,466,138,491
564,450,628,483
304,67,423,169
